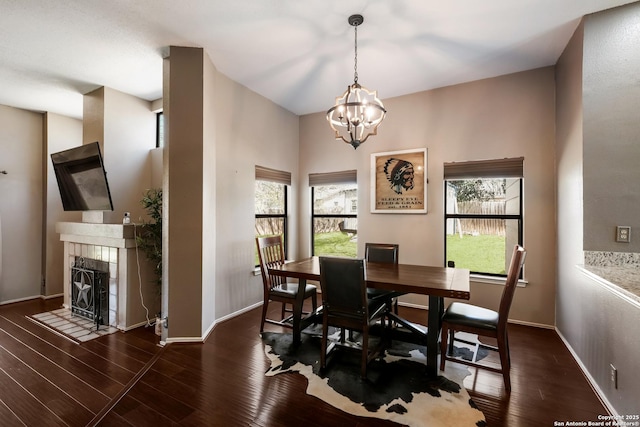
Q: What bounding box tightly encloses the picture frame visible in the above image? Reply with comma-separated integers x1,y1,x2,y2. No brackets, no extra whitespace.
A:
370,148,427,214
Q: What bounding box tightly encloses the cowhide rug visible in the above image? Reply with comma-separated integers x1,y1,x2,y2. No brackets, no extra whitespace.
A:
262,327,487,427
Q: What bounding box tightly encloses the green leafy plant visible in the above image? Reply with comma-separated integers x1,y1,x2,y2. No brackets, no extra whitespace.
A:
136,188,163,289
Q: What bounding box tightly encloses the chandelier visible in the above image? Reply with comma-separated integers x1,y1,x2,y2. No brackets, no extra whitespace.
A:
327,14,386,149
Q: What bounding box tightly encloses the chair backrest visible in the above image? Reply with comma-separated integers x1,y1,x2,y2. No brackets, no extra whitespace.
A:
319,257,367,321
497,245,527,329
256,236,287,291
364,243,399,264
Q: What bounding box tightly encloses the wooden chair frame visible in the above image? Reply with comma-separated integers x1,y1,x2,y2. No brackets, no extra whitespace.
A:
439,244,526,392
256,236,317,332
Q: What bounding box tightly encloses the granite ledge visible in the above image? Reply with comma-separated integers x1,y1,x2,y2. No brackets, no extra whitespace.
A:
579,264,640,306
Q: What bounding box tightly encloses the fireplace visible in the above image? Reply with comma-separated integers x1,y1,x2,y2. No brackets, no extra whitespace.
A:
57,221,159,331
70,257,109,329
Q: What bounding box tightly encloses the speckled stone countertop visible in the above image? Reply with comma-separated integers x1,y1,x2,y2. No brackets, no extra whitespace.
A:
581,251,640,305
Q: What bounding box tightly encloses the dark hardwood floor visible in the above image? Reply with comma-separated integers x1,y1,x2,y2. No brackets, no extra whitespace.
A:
0,297,607,426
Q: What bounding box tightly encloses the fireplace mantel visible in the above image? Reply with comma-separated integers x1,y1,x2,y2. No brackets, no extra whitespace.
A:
56,222,137,248
56,221,157,331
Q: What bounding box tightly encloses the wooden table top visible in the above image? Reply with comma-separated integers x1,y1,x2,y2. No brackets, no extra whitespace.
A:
270,256,470,300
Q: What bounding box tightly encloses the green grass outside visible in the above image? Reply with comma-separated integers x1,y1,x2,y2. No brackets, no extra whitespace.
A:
255,231,357,264
446,234,506,274
314,232,506,274
259,231,505,274
314,231,357,258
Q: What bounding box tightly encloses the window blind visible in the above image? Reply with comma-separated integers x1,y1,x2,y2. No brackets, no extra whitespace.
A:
308,170,357,186
443,157,524,179
255,165,291,185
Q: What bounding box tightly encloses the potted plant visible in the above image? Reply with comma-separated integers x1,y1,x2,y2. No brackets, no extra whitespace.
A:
136,188,163,290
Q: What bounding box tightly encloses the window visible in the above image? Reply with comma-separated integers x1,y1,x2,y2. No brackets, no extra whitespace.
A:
156,112,164,148
255,166,291,264
444,157,523,277
310,170,357,257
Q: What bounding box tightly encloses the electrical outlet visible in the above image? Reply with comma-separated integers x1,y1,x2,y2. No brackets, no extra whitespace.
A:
610,364,618,389
616,226,631,243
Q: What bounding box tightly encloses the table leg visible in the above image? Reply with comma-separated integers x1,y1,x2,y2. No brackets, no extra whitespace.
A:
427,295,443,377
292,278,307,345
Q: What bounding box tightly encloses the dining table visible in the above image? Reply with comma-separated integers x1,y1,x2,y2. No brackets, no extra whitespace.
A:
268,256,471,377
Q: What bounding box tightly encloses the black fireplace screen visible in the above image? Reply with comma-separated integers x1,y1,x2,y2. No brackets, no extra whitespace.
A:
71,264,109,328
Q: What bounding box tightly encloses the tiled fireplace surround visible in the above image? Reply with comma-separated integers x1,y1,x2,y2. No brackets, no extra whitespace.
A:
56,221,153,331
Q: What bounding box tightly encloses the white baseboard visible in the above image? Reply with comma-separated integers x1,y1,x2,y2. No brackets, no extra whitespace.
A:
398,302,555,329
0,294,43,305
166,301,263,344
40,293,63,300
165,336,206,344
397,301,428,310
1,293,64,305
508,318,554,329
119,320,154,332
555,328,617,418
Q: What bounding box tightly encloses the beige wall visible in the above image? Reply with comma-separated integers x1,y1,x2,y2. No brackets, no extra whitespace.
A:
202,51,217,335
164,46,205,339
83,86,156,224
583,2,640,252
0,105,44,303
43,112,83,296
163,46,300,340
83,88,105,149
213,69,300,323
556,5,640,416
299,67,557,326
102,87,157,224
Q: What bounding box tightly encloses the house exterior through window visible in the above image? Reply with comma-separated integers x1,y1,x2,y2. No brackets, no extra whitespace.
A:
310,170,357,258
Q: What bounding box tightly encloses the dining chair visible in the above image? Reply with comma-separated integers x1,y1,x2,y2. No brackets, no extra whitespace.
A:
256,235,317,333
364,243,403,313
319,256,388,379
439,244,526,392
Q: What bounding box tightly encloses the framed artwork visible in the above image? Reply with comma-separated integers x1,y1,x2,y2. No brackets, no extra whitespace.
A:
370,148,427,214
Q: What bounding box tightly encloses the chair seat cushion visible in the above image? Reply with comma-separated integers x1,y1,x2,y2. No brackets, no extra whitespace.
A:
271,283,316,298
442,302,498,331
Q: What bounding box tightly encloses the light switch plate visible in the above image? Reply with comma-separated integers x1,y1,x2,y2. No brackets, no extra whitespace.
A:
616,226,631,243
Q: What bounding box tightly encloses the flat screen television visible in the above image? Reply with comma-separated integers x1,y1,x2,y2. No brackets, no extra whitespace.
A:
51,141,114,211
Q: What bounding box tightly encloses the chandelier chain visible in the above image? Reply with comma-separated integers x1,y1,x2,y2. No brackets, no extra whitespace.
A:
353,25,358,84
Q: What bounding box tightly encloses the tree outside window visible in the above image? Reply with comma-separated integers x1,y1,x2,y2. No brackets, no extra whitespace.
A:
255,166,290,265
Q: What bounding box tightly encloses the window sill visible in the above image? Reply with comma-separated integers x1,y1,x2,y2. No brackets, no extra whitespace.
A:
470,273,528,287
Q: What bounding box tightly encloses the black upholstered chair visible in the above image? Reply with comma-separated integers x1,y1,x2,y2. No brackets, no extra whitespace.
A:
319,256,388,379
364,243,403,313
256,236,317,333
439,244,526,392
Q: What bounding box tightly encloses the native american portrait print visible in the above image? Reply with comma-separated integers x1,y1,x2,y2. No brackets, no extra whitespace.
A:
371,149,427,213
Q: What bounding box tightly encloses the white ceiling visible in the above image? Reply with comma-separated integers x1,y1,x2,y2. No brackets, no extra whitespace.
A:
0,0,635,119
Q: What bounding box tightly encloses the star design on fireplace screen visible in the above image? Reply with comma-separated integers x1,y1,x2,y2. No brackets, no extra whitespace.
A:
74,274,92,308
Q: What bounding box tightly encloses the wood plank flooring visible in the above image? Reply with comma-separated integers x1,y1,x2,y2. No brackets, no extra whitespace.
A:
0,297,608,426
0,297,161,427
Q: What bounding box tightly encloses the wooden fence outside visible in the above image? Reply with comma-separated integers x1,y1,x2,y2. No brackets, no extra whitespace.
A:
452,201,506,236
